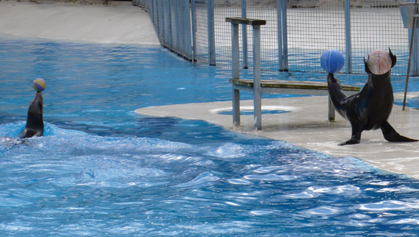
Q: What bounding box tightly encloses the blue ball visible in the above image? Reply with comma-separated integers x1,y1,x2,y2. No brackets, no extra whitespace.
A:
320,49,344,73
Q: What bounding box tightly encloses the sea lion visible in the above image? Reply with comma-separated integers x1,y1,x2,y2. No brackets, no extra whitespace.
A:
21,91,44,138
327,48,417,145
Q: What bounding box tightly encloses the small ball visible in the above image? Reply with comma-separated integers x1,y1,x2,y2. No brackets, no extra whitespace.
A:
33,78,46,92
367,49,392,75
320,49,345,73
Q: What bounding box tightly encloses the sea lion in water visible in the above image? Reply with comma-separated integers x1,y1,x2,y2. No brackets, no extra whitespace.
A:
327,48,417,145
21,91,44,138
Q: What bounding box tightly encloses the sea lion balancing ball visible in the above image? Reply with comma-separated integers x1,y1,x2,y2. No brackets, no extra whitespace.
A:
33,78,46,92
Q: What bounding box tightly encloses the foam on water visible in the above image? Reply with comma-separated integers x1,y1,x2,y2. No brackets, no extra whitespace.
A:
3,122,419,235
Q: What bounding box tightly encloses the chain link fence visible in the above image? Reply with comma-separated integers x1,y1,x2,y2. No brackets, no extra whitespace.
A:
136,0,417,76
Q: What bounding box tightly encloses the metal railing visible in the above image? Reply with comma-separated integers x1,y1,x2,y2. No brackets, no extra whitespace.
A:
136,0,418,76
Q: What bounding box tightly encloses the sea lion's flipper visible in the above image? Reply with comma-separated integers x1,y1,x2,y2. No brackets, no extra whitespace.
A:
327,73,349,119
327,73,347,104
381,121,418,142
339,124,362,146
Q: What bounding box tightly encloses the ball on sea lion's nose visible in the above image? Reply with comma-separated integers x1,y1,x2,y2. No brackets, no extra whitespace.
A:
33,78,46,92
367,49,392,75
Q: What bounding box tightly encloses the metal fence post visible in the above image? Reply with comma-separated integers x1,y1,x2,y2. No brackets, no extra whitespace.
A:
231,22,241,126
207,0,216,66
152,0,158,42
344,0,352,73
408,0,419,76
253,25,262,130
158,0,164,45
411,29,419,76
277,0,283,71
280,0,288,71
184,0,192,60
191,0,197,62
241,0,248,69
232,23,240,79
163,0,171,50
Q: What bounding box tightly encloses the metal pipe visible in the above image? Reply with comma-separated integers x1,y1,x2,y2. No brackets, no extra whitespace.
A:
281,0,288,71
277,0,283,71
207,0,216,66
344,0,352,73
241,0,248,69
403,0,418,110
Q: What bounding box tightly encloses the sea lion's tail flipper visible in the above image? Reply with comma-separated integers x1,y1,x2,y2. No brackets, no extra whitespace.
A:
381,121,418,142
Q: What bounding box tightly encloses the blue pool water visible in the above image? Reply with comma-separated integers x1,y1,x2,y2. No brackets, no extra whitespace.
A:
2,38,419,236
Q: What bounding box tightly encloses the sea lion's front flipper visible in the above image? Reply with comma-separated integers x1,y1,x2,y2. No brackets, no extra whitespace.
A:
339,124,362,146
327,73,347,105
327,73,349,120
381,121,417,142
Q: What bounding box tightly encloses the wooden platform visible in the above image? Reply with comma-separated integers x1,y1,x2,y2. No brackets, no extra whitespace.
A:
226,16,361,130
230,79,360,93
230,78,361,127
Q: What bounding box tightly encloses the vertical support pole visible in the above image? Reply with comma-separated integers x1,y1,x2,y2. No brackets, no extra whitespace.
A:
184,0,192,60
344,0,352,73
281,0,288,71
153,0,159,44
180,0,185,56
253,25,262,130
231,22,240,126
241,0,248,69
167,0,173,50
158,0,164,45
174,0,179,51
232,23,240,79
233,88,241,126
412,28,419,76
277,0,283,71
207,0,216,66
167,0,172,49
409,0,419,76
191,0,197,62
328,96,335,121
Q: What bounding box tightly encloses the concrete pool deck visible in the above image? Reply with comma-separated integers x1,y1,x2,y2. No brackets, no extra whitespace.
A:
0,1,159,45
136,93,419,179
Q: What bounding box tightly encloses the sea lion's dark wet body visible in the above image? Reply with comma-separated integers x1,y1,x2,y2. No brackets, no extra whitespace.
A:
327,49,417,145
21,91,44,138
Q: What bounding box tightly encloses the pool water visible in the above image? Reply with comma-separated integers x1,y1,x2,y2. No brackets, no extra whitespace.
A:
2,38,419,236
